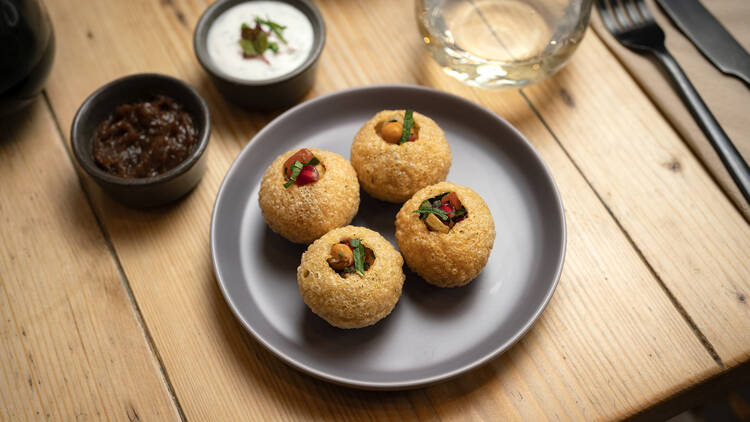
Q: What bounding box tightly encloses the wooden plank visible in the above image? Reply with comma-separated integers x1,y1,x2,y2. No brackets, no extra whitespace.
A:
39,0,731,420
522,31,750,367
0,101,180,421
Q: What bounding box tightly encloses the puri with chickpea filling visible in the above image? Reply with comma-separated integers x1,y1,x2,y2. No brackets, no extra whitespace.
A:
351,110,452,203
297,226,405,329
395,182,495,288
258,148,360,244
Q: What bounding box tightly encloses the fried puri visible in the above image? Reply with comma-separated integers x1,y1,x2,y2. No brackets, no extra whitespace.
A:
351,110,451,203
258,148,359,244
297,226,405,329
395,182,495,287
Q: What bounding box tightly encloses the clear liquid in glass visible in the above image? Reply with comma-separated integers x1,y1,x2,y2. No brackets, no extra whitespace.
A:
417,0,592,88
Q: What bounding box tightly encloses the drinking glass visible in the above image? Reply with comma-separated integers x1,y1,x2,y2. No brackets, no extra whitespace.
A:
416,0,592,88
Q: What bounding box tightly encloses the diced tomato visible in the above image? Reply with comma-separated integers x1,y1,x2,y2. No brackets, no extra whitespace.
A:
283,148,314,178
441,192,462,210
295,165,318,185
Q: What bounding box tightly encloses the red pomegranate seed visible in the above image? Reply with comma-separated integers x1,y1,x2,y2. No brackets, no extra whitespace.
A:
295,165,319,185
408,134,416,142
438,203,455,218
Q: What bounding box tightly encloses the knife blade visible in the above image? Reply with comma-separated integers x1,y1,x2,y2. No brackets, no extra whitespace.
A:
656,0,750,85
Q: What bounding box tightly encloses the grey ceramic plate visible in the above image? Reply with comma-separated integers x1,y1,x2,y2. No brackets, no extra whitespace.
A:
211,85,566,390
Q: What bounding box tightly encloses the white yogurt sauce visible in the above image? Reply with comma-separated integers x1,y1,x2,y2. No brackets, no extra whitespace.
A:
207,1,314,81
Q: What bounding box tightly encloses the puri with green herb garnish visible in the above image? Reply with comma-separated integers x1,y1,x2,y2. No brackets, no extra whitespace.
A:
351,109,451,203
413,191,468,233
281,147,324,188
258,148,359,244
396,182,495,288
298,226,405,329
326,237,376,277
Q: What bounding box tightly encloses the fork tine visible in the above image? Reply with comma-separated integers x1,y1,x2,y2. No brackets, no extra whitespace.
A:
623,0,643,26
634,0,655,22
611,0,633,30
596,0,619,33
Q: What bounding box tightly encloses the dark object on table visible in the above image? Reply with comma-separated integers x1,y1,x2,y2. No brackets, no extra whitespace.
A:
0,0,55,116
92,95,198,178
71,74,211,208
657,0,750,86
193,0,325,111
596,0,750,207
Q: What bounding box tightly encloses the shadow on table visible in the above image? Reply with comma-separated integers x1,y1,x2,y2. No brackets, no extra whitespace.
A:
0,102,37,147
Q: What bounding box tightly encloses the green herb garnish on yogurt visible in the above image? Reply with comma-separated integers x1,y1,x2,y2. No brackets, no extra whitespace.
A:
256,17,288,44
239,18,288,62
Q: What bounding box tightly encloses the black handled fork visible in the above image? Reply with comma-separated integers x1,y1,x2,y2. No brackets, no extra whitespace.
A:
597,0,750,206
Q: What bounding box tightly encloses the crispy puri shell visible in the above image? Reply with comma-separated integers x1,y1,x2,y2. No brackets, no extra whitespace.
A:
395,182,495,287
259,148,359,244
297,226,405,329
351,110,451,203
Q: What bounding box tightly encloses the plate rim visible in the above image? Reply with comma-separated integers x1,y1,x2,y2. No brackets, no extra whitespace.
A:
210,84,567,390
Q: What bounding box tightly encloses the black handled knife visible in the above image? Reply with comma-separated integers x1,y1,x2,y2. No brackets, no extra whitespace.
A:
656,0,750,85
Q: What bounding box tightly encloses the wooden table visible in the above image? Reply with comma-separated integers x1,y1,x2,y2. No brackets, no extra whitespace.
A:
2,0,749,420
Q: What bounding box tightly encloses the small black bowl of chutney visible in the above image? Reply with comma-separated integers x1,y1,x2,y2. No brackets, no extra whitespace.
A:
71,73,211,208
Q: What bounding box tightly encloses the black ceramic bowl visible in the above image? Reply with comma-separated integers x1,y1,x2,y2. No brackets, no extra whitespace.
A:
71,73,211,208
194,0,325,110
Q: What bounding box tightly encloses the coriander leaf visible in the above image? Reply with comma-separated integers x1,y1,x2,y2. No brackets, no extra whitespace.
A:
399,110,414,145
239,38,257,56
268,41,279,53
283,160,304,188
453,208,467,217
305,157,320,166
241,23,255,40
256,17,288,44
350,238,365,276
412,203,448,220
254,31,269,54
433,208,449,220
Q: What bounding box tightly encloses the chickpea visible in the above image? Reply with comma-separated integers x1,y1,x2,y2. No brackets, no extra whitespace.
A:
364,247,375,267
380,121,403,144
328,243,354,270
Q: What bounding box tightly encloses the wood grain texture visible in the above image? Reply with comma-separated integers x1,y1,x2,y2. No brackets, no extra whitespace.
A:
0,101,180,421
522,33,750,366
30,0,747,420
